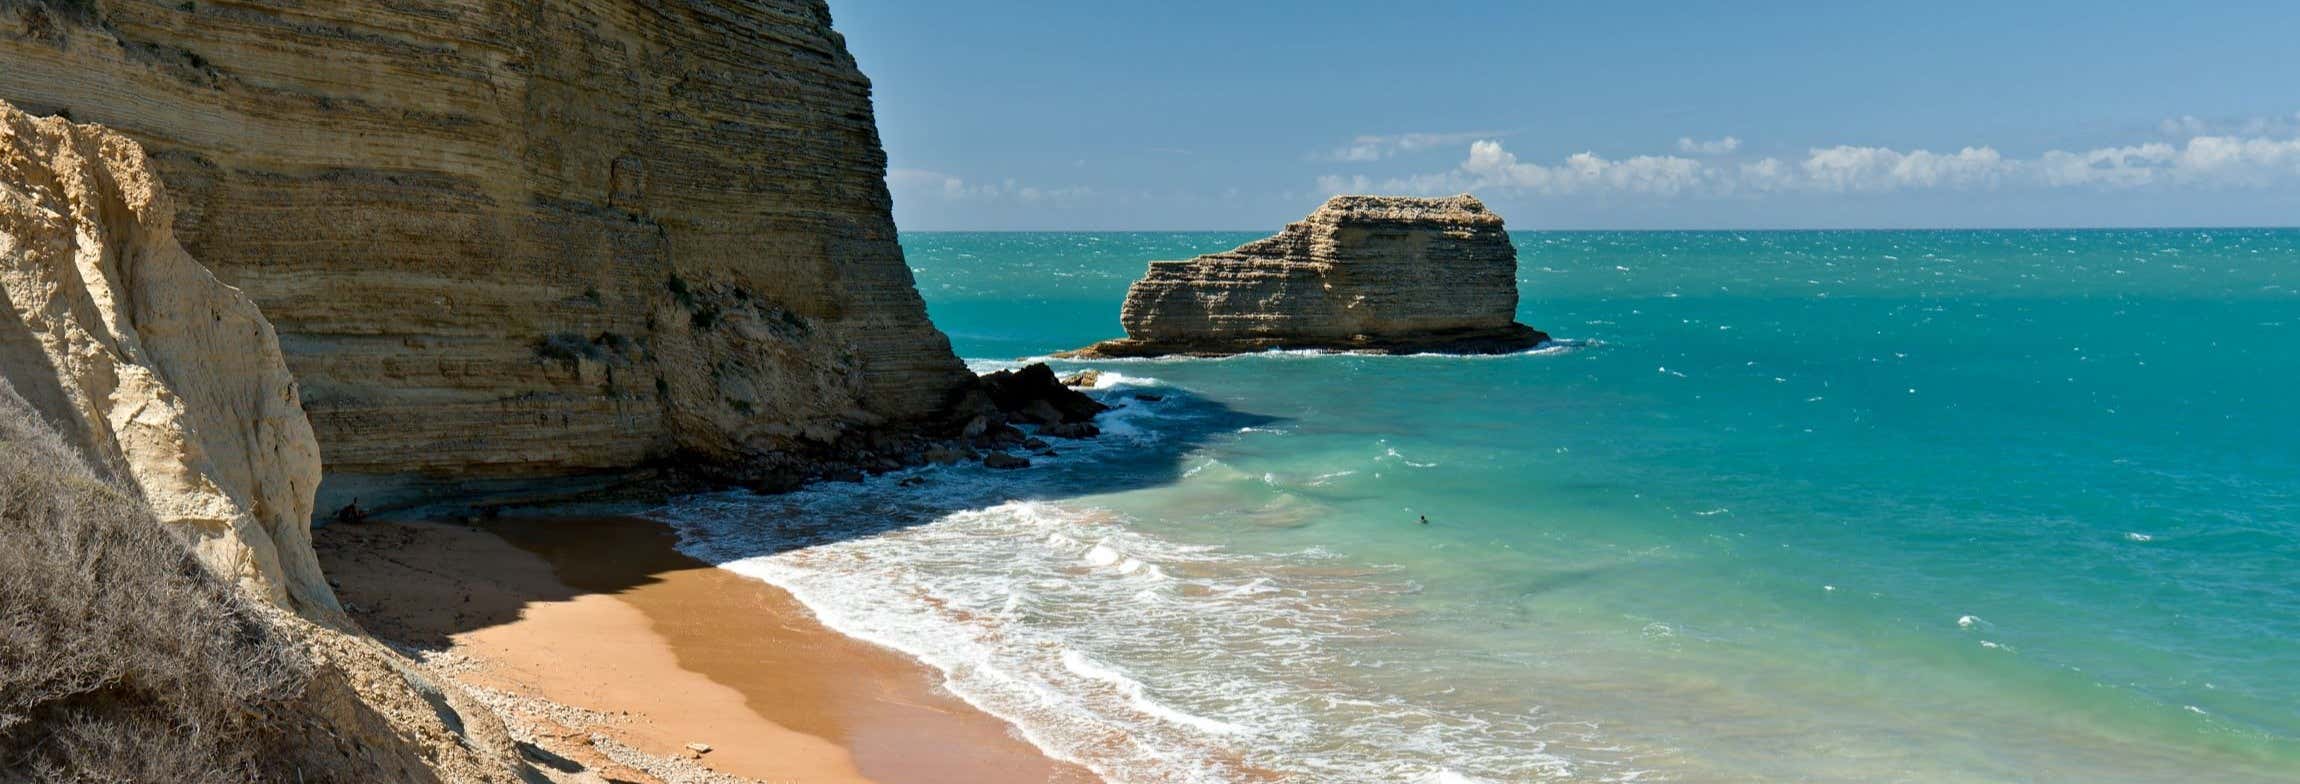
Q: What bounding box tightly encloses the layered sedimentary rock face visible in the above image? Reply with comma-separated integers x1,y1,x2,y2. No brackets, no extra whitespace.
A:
0,0,977,507
0,101,334,617
1076,195,1548,357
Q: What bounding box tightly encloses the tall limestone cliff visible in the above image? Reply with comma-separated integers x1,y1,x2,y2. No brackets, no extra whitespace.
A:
1074,194,1550,357
0,0,979,509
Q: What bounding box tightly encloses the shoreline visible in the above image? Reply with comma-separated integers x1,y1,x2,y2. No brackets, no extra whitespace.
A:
314,516,1097,784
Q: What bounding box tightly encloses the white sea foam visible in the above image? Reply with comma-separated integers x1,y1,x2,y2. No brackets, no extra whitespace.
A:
647,377,1648,783
1377,443,1440,469
1084,542,1124,566
1085,370,1158,389
1418,770,1504,784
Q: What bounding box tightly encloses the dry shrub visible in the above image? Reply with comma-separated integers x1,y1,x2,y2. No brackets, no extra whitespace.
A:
0,384,312,783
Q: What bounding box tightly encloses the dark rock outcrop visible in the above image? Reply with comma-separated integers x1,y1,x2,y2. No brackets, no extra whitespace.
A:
1040,421,1101,439
981,363,1109,425
1071,195,1549,357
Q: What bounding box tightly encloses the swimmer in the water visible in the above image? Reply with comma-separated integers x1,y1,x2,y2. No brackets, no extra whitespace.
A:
1418,514,1429,525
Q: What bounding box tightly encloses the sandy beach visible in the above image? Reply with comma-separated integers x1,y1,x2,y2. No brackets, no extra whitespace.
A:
314,516,1097,784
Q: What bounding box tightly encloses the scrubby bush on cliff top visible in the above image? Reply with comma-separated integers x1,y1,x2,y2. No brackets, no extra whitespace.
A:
0,385,311,783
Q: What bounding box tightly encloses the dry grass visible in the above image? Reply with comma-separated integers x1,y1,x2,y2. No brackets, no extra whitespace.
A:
0,386,312,783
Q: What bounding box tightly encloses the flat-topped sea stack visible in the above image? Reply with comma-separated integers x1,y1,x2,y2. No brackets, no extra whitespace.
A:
1071,195,1549,357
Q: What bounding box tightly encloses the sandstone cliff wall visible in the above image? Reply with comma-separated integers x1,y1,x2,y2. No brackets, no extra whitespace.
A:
0,100,334,616
0,0,977,507
1078,194,1548,357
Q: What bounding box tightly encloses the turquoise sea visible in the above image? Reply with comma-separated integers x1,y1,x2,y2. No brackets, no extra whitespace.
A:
663,229,2300,782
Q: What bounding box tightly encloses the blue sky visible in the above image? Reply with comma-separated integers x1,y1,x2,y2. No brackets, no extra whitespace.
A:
835,1,2300,231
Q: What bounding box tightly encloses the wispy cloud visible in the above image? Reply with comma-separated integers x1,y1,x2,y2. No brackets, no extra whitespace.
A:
887,168,1095,205
1315,130,1512,163
1321,144,1711,197
2159,112,2300,139
1317,123,2300,198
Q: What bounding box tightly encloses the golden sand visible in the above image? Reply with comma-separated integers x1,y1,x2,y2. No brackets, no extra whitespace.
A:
317,517,1097,784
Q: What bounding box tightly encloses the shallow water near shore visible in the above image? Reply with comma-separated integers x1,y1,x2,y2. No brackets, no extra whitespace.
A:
659,229,2300,782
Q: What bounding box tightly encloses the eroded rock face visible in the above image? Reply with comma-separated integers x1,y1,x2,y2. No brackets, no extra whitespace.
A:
0,0,979,510
0,101,335,617
1075,195,1549,357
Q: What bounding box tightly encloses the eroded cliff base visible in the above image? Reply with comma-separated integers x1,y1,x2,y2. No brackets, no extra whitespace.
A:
338,361,1114,520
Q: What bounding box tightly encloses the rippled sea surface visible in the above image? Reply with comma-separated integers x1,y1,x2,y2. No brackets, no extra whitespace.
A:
661,230,2300,783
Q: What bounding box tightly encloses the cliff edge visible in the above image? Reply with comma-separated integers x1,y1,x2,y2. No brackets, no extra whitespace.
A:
0,0,980,511
1072,194,1549,358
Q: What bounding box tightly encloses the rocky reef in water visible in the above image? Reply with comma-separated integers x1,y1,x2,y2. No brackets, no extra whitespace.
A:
1070,194,1549,358
0,0,982,513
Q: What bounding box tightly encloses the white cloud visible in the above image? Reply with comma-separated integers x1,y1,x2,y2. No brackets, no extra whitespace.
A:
1317,143,1708,197
1676,136,1741,155
1788,145,2007,192
2033,143,2176,188
2170,135,2300,186
1316,130,1510,162
1325,123,2300,200
1461,141,1709,196
2160,115,2213,138
1330,142,1385,162
887,168,1094,205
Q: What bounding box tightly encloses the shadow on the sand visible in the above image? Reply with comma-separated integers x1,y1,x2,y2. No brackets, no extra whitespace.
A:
311,517,695,648
314,383,1281,640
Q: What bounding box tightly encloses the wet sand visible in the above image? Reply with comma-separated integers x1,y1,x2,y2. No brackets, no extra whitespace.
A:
316,516,1098,784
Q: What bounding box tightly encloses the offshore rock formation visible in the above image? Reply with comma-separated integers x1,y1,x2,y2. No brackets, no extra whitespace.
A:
0,101,333,618
0,0,979,510
1074,195,1549,357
